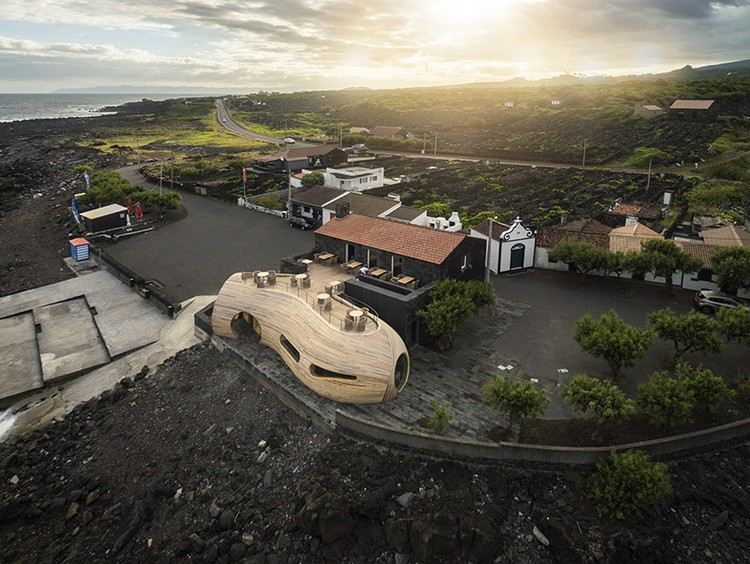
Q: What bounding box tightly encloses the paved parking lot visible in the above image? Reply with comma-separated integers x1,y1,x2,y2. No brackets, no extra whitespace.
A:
492,269,749,415
107,165,313,302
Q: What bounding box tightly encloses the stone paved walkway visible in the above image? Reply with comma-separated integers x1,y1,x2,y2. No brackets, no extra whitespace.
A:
220,297,541,442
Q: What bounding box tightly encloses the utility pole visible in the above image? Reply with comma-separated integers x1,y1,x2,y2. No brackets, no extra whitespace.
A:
169,152,174,191
484,217,496,283
159,159,163,195
422,133,427,155
286,160,292,215
433,131,438,156
339,125,343,148
582,138,587,168
646,157,653,191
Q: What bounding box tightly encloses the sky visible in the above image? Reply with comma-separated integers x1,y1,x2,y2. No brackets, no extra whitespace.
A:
0,0,749,93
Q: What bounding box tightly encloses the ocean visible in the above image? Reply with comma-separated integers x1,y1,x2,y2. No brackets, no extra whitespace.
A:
0,93,192,123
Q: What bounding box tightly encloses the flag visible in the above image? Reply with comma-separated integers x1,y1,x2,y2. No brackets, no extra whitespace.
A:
242,167,248,183
134,201,143,220
71,198,82,224
83,171,91,189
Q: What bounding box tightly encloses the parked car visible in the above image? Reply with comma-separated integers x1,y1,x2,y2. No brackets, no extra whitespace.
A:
694,290,747,314
283,137,296,144
289,216,313,231
352,143,368,151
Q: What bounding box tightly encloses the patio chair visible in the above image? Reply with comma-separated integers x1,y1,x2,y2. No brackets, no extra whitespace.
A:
302,276,311,289
344,317,354,331
267,271,276,285
356,317,367,332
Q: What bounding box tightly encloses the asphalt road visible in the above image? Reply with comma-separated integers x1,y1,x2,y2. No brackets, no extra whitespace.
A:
215,99,316,148
109,164,313,302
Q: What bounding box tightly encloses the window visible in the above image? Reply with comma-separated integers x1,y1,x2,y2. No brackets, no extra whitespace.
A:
310,364,356,380
359,177,367,184
303,206,312,213
279,335,300,362
371,176,378,182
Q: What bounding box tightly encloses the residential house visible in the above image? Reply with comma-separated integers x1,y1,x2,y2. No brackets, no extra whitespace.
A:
608,221,663,253
315,213,485,286
321,193,402,225
668,99,718,120
324,166,385,191
634,104,664,119
285,144,347,171
370,126,407,138
314,213,485,346
384,205,428,226
700,224,750,248
535,219,612,270
601,202,663,228
349,127,370,134
289,186,348,226
471,217,536,274
250,153,287,174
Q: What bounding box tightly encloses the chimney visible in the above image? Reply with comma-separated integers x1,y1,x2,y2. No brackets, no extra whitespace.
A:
335,202,350,219
387,193,401,202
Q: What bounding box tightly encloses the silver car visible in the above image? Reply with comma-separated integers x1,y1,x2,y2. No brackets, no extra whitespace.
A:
694,290,746,314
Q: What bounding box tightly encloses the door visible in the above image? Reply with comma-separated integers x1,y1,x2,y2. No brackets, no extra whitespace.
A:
510,243,525,270
346,244,355,261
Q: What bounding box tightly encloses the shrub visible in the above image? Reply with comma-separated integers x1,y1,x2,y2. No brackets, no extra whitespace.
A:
482,375,549,430
563,375,635,424
591,450,672,520
574,310,653,378
637,371,694,427
426,401,452,435
301,171,324,188
677,363,732,414
464,280,496,307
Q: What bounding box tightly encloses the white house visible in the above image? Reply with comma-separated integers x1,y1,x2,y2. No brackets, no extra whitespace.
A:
471,216,536,273
324,166,385,192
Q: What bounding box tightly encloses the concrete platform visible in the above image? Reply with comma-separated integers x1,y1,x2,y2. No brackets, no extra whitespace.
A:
36,297,110,382
0,269,170,401
0,313,43,400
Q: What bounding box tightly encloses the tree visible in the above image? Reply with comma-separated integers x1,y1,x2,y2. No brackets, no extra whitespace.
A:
639,239,701,293
677,362,732,414
591,450,672,520
574,310,653,378
482,374,549,431
548,241,611,277
716,307,750,345
648,308,724,360
711,247,750,294
622,250,652,278
73,162,94,174
421,201,451,218
417,279,495,350
563,375,635,424
301,171,324,188
637,371,694,427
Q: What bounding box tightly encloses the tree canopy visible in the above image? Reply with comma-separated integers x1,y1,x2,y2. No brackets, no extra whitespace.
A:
301,171,324,188
639,239,701,292
562,375,635,423
648,308,724,359
482,374,549,430
574,310,653,377
711,246,750,294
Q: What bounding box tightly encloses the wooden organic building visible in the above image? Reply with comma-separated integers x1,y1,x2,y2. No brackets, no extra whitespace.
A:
212,269,409,404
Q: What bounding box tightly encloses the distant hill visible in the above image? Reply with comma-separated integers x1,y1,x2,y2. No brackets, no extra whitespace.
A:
446,59,750,89
53,85,249,95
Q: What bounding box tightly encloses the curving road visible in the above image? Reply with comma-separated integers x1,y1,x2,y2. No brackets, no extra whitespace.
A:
215,99,316,148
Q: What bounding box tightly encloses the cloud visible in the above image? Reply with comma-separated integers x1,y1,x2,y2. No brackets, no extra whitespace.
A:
0,0,749,90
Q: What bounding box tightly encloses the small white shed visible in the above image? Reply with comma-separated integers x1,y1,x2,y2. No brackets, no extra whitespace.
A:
470,216,536,274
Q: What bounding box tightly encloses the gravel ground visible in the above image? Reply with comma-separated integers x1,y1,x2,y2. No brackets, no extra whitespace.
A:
2,344,750,563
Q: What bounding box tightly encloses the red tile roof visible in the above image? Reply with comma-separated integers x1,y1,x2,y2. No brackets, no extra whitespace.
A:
609,203,642,217
315,214,466,264
701,224,750,247
677,241,714,267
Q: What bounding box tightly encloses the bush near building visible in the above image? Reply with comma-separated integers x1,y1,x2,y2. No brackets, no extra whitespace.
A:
591,450,672,520
417,279,494,351
426,401,452,435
